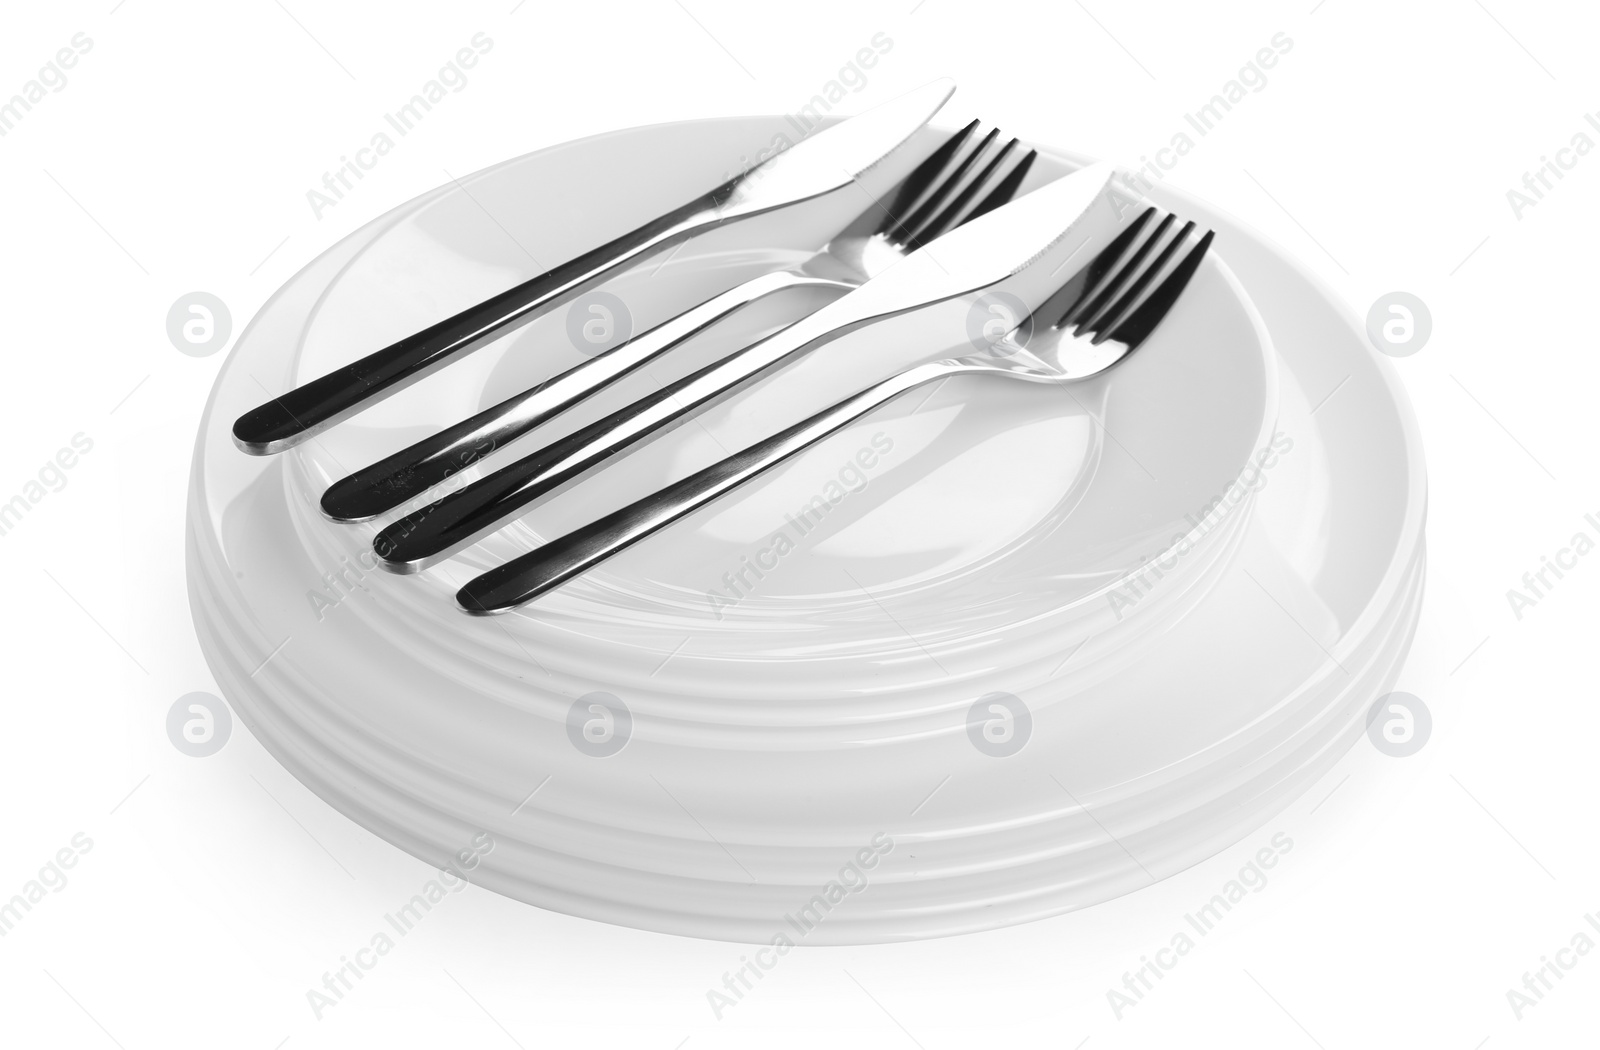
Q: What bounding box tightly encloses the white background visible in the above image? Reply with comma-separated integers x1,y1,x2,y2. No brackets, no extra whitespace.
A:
1,0,1596,1046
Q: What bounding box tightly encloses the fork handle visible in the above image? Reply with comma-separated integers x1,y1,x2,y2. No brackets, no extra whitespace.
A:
320,270,849,522
455,360,959,614
232,191,725,456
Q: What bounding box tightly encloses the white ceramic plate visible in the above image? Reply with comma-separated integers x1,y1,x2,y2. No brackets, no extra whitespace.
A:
187,118,1424,942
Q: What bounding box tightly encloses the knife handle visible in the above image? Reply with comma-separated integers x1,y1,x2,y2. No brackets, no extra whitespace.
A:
231,191,723,456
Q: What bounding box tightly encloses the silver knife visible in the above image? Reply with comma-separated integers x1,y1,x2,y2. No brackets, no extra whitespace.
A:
231,78,957,455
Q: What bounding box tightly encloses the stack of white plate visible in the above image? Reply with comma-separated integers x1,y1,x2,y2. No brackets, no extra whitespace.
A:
188,119,1425,943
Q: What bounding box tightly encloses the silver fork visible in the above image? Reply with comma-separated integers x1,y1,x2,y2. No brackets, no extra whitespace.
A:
320,120,1035,522
455,208,1214,613
368,163,1147,574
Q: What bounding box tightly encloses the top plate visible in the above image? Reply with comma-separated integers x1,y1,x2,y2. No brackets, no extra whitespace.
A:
262,121,1275,704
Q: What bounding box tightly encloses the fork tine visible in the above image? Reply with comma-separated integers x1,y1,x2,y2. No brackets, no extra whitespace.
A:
1048,207,1155,329
1101,229,1214,349
1063,213,1176,332
963,148,1036,224
881,126,1036,250
915,137,1021,242
893,127,1000,244
1084,220,1196,344
882,119,980,225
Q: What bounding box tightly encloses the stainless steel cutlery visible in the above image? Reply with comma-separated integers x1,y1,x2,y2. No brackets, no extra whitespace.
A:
317,118,1034,523
228,81,1220,613
457,207,1213,613
367,163,1168,575
231,78,956,455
